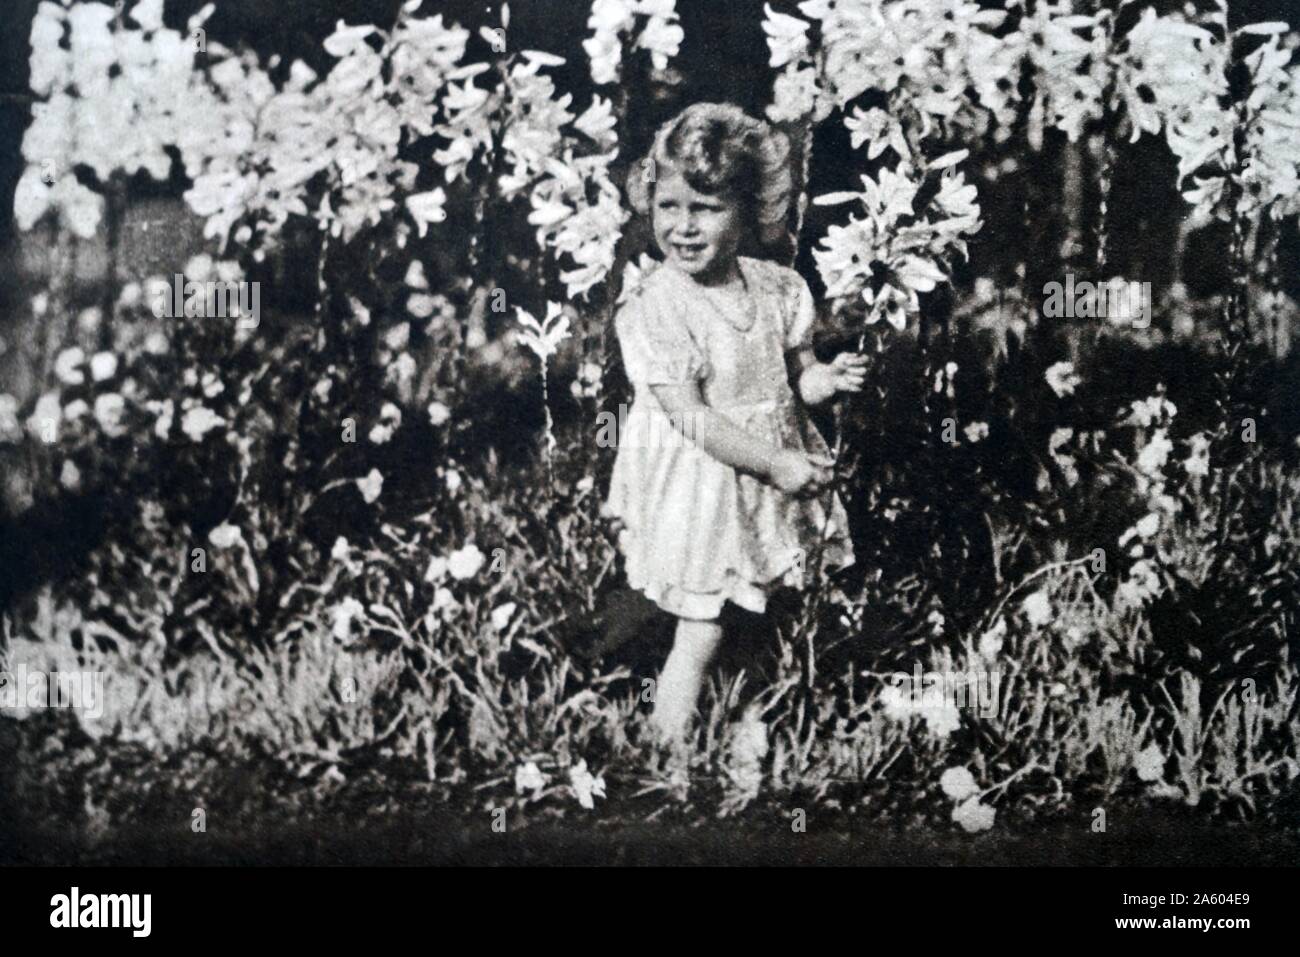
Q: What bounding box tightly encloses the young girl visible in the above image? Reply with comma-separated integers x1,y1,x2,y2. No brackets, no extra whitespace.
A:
605,102,866,743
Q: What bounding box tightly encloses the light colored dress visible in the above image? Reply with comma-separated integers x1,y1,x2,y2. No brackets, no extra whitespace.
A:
604,255,854,620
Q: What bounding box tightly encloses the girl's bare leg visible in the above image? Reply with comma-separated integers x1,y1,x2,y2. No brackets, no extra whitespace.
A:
649,617,723,743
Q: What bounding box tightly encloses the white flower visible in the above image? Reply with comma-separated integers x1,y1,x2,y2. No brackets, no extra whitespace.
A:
28,3,67,97
635,11,683,69
587,0,635,35
356,468,384,504
1136,430,1174,477
768,64,820,123
1135,512,1160,539
427,400,450,426
93,393,127,437
728,706,769,761
1125,395,1175,428
515,302,571,362
424,555,449,583
940,766,979,801
59,459,81,490
62,399,89,421
186,253,215,281
584,2,632,84
568,759,606,809
384,324,411,352
1182,432,1211,477
330,536,351,562
331,597,366,640
762,3,810,68
1126,397,1157,427
369,423,395,444
27,392,62,441
952,796,996,833
1116,558,1162,609
919,699,960,739
445,469,462,493
374,400,397,442
447,544,485,580
408,293,437,319
89,351,117,382
964,421,989,443
726,707,770,798
432,586,455,613
978,618,1006,659
1134,743,1164,782
208,523,243,548
406,188,447,237
1044,361,1080,398
54,347,86,385
146,399,174,439
1019,590,1050,629
515,761,549,795
323,20,378,57
0,394,21,442
16,170,104,239
180,406,225,441
490,602,517,631
879,682,915,723
844,106,901,158
386,353,417,400
1049,427,1074,456
131,0,165,31
574,96,618,152
1021,590,1052,628
405,261,429,290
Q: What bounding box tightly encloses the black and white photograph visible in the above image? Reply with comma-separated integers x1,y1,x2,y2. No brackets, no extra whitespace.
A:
0,0,1297,933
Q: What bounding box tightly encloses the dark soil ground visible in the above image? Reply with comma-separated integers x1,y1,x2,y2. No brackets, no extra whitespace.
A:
5,808,1298,866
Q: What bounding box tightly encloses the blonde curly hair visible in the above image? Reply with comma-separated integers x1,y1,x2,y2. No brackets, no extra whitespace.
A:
627,103,794,247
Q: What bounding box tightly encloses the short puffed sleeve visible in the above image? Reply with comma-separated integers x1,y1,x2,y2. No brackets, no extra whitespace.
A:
614,290,709,386
783,268,817,350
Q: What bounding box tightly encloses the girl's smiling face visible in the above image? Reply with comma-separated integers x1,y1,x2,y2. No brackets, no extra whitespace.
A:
652,167,745,283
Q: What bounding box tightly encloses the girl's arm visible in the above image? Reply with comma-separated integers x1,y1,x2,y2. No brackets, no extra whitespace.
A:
787,346,868,406
650,383,831,494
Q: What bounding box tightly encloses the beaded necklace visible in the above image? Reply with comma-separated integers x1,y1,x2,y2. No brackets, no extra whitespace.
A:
693,262,758,333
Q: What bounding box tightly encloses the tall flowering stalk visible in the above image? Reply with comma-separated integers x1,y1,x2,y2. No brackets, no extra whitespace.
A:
811,152,981,334
763,0,1000,334
583,0,684,87
761,1,993,632
515,303,572,486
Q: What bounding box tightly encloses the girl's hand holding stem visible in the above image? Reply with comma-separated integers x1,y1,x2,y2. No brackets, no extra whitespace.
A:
769,449,834,497
797,352,869,406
